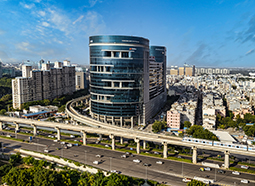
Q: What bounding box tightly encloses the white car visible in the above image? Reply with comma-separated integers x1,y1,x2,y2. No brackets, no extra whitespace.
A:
95,154,101,158
67,143,72,147
93,161,99,165
53,139,58,142
204,167,211,171
105,145,110,147
133,159,141,163
182,178,192,183
121,155,127,158
60,142,65,145
241,179,249,184
241,165,249,169
110,170,120,174
232,171,240,175
154,152,159,154
44,149,49,153
70,135,75,138
156,161,163,164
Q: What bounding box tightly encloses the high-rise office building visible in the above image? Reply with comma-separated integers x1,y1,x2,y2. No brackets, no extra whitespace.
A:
89,35,166,126
12,60,75,109
185,65,195,76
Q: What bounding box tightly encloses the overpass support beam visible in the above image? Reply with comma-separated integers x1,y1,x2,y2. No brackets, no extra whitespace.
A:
31,124,37,136
120,137,123,145
109,134,115,150
104,115,107,123
81,131,87,145
192,146,197,164
143,140,146,149
131,116,134,129
55,127,61,141
76,102,79,107
0,121,2,131
224,151,230,169
138,115,141,125
135,138,140,154
163,141,168,158
120,117,123,127
14,122,19,131
98,134,102,141
112,116,115,125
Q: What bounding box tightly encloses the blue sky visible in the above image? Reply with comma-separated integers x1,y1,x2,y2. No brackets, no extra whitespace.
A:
0,0,255,67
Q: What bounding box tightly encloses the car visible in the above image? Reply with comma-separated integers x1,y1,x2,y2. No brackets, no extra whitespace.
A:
199,168,204,171
156,161,163,164
105,145,110,147
177,156,182,158
217,170,225,174
110,170,120,174
67,143,72,147
143,163,150,166
182,178,192,183
95,154,101,158
145,151,150,154
204,167,211,171
93,161,99,165
154,151,159,154
44,149,49,153
125,152,131,155
6,134,12,138
60,142,65,145
70,135,75,138
121,155,127,158
232,171,240,175
79,140,83,142
73,143,79,146
5,127,10,130
133,159,141,163
241,179,249,184
53,139,58,142
63,145,68,149
241,165,249,169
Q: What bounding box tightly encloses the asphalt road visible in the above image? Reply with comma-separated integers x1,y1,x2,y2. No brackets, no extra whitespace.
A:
1,135,255,186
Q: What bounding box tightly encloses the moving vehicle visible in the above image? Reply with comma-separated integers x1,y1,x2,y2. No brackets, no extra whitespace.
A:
60,142,65,145
199,168,204,171
182,178,192,183
154,152,159,154
53,139,58,142
121,155,127,158
110,170,120,174
133,159,141,163
202,161,220,168
232,171,240,175
67,143,72,147
95,154,101,158
6,134,12,138
44,149,49,153
70,135,75,138
193,176,214,184
241,179,249,183
93,161,99,165
204,167,211,171
217,170,225,174
156,161,163,164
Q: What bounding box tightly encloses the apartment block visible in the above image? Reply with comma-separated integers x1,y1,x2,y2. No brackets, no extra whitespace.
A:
12,60,75,109
167,110,181,129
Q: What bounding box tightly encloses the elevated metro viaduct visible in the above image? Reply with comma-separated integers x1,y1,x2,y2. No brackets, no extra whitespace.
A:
1,114,255,169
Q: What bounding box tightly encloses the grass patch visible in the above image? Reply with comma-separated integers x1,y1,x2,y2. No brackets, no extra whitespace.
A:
229,167,255,174
166,156,192,163
87,143,112,150
238,162,255,167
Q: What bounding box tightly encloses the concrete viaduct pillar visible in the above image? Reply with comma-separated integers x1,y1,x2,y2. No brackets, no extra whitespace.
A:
109,134,115,150
81,131,87,145
0,121,3,131
135,138,140,154
55,127,61,141
112,116,115,125
120,117,123,127
143,140,146,149
14,122,19,131
98,134,102,141
131,116,134,129
192,146,197,164
224,151,230,169
120,137,123,145
163,141,168,159
31,124,37,136
104,115,107,123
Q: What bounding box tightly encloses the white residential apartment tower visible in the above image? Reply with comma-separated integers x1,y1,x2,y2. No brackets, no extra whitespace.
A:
12,60,75,109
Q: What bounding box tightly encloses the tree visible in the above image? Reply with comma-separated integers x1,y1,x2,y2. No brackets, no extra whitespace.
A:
9,153,22,166
186,125,218,140
0,109,6,115
183,121,191,128
152,120,167,133
187,180,206,186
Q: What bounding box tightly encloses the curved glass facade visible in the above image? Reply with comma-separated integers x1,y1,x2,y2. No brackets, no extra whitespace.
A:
89,35,149,117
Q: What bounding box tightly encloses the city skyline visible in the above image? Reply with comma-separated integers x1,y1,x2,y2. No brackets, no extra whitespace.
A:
0,0,255,67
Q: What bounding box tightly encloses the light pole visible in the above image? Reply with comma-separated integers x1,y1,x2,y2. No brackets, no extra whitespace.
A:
145,165,148,180
215,168,216,182
110,157,112,171
85,150,87,165
61,145,63,157
182,161,183,177
37,139,39,152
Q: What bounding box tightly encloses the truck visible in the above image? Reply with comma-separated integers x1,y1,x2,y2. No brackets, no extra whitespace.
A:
193,176,215,184
202,161,220,168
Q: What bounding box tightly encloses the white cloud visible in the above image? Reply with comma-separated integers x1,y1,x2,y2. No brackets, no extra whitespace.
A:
0,29,5,35
73,15,84,25
38,11,46,17
89,0,101,7
16,42,33,52
53,38,63,44
42,22,50,27
34,0,41,3
246,49,254,55
21,3,35,9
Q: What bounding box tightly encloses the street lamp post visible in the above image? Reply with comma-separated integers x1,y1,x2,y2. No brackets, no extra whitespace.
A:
110,157,112,171
37,139,39,152
182,162,183,177
85,150,87,165
61,145,63,157
215,168,216,182
146,165,148,180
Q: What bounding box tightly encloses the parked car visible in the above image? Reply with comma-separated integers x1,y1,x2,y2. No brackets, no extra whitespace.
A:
6,134,12,138
133,159,141,163
241,165,249,169
105,145,110,147
156,161,163,164
154,151,159,154
177,156,182,158
67,143,72,147
241,179,249,184
232,171,240,175
110,170,120,174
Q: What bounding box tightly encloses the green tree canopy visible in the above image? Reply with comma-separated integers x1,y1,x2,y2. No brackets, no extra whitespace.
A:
152,120,167,133
186,125,218,140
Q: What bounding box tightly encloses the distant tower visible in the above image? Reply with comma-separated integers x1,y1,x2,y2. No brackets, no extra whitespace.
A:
22,65,32,78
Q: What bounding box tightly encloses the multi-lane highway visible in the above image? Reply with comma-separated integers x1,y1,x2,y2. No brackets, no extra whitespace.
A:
1,134,255,186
